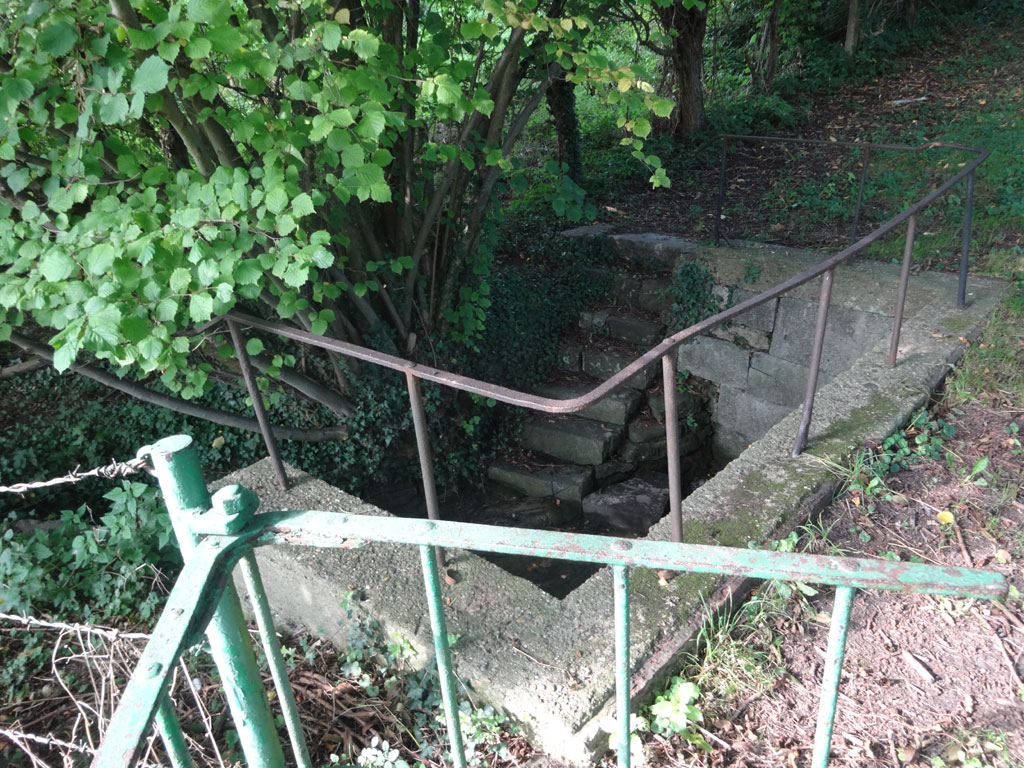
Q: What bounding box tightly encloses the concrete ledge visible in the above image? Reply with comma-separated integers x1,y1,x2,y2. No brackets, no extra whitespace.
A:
214,258,1005,766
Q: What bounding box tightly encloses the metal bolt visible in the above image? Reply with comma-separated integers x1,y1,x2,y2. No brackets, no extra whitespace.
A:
147,663,163,678
613,540,632,551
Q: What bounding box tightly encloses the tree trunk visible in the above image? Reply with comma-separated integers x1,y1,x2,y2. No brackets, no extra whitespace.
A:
844,0,860,54
545,65,583,183
904,0,917,28
750,0,781,94
655,0,709,138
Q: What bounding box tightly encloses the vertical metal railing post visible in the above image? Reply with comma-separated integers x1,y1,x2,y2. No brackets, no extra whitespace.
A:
406,372,445,567
154,697,196,768
810,586,856,768
714,139,728,246
661,354,683,543
613,565,631,768
849,145,871,246
227,319,289,490
139,435,287,768
888,214,917,366
239,552,314,768
419,544,467,768
957,170,976,309
792,269,835,457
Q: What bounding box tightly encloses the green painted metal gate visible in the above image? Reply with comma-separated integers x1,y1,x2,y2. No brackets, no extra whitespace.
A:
93,435,1006,768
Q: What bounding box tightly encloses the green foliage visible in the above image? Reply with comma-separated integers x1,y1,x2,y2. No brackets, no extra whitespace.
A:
0,481,179,621
333,594,518,768
665,261,722,333
645,678,709,748
0,0,673,397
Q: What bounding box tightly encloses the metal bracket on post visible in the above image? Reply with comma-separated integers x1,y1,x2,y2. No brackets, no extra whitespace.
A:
138,435,287,768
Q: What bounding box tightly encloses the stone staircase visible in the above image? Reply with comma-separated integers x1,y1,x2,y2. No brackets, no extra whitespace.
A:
484,239,714,537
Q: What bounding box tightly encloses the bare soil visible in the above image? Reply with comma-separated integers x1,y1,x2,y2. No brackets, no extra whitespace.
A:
645,400,1024,768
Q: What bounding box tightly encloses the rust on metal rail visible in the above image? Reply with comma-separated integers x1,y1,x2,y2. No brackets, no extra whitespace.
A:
196,135,985,539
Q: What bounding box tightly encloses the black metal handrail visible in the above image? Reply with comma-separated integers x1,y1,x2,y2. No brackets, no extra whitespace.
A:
202,135,986,548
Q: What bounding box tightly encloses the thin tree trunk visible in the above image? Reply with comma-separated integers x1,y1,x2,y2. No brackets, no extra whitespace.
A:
845,0,860,54
655,0,708,138
545,65,583,183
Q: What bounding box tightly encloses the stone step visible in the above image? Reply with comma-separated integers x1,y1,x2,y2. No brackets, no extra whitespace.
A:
580,268,672,316
487,461,594,514
619,413,709,466
581,476,670,534
520,415,625,466
580,309,666,349
582,346,659,390
533,379,643,426
647,391,710,425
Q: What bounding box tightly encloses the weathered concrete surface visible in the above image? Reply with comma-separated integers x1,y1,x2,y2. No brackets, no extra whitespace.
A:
521,416,624,466
488,461,595,513
583,347,660,390
218,241,1005,766
582,477,670,531
534,381,642,426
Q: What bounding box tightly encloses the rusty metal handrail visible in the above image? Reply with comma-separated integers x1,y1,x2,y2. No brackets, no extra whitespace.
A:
205,135,986,547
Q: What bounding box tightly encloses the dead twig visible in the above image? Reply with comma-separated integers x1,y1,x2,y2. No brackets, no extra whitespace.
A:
951,520,973,568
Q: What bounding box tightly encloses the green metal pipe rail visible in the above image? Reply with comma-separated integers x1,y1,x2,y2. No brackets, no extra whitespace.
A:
94,436,1006,768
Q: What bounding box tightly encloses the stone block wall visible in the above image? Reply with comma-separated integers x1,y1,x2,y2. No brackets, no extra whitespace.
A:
677,248,897,461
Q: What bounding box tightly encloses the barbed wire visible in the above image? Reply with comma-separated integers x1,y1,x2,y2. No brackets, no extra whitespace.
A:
0,456,151,495
0,727,96,755
0,612,151,641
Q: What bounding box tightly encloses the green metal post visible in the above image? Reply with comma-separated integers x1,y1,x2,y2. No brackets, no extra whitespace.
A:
239,551,314,768
154,696,196,768
139,435,286,768
613,566,631,768
810,585,856,768
419,544,467,768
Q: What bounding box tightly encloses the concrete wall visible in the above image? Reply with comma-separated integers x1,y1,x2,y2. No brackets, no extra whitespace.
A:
675,245,947,461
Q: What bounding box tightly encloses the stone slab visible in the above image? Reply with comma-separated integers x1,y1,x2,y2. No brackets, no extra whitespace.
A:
608,233,699,272
582,477,670,532
638,279,671,315
729,289,778,332
521,416,624,466
695,243,944,316
606,314,666,349
676,336,750,386
534,382,643,426
714,385,795,454
648,391,707,425
487,461,595,513
710,324,771,352
594,460,635,488
558,343,582,372
582,348,659,390
769,297,892,376
746,352,830,407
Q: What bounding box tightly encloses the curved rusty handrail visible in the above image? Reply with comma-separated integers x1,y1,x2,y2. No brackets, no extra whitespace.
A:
218,139,986,415
207,135,986,544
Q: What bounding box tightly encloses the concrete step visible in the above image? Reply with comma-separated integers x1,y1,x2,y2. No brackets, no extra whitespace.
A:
582,345,659,390
580,309,666,350
534,379,643,426
521,415,625,466
582,475,670,534
647,391,710,425
487,460,594,514
580,268,672,316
